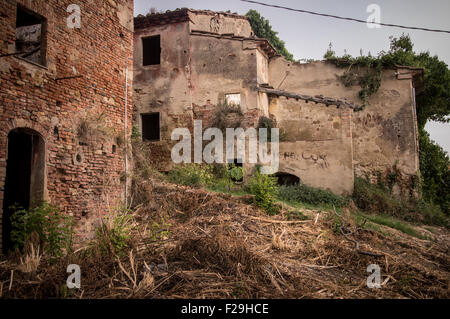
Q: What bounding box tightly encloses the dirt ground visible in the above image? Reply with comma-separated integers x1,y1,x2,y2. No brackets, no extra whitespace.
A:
0,178,449,299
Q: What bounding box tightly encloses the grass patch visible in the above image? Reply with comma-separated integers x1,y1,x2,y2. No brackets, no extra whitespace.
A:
278,184,349,208
355,211,423,239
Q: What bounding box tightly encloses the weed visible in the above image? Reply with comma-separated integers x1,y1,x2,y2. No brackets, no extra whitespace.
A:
168,164,214,188
149,217,172,242
94,207,135,257
10,202,75,258
247,169,280,215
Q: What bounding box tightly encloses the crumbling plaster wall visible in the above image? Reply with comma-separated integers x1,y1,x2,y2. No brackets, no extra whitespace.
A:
268,57,419,193
269,95,354,195
189,11,253,37
133,12,270,171
0,0,134,248
133,21,192,170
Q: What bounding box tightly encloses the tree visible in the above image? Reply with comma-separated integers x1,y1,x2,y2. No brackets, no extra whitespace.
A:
246,10,294,61
379,35,450,129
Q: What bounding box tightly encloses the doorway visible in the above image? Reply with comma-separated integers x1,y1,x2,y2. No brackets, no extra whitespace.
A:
2,128,45,254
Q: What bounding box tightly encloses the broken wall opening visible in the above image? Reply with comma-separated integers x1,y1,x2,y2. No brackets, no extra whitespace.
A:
2,128,46,254
142,35,161,66
15,5,47,66
141,112,161,141
275,172,300,186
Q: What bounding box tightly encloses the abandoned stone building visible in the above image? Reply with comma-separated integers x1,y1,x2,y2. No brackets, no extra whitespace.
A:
133,9,422,196
0,0,134,253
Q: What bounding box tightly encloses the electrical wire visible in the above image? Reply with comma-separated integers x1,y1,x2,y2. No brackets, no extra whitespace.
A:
241,0,450,34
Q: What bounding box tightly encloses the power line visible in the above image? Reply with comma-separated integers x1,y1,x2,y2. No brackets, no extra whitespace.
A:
241,0,450,34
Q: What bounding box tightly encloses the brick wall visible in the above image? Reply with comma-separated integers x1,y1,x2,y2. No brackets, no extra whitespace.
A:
0,0,134,250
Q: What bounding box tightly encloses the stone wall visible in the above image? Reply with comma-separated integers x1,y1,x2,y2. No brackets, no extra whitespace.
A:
0,0,134,250
268,57,420,194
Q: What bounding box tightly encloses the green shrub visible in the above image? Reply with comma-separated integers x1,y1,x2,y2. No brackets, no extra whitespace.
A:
228,164,244,182
10,202,75,257
278,184,349,208
247,169,280,215
94,208,135,257
353,177,404,216
353,177,448,227
168,164,214,187
131,124,141,140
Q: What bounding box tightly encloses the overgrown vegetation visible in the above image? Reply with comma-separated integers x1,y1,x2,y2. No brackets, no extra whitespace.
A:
325,35,450,218
168,164,214,188
93,207,135,257
257,116,287,142
278,183,349,208
246,9,294,61
247,168,280,215
211,101,243,131
10,202,75,258
353,176,447,227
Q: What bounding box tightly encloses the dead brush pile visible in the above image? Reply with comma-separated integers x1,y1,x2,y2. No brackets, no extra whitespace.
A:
0,177,449,298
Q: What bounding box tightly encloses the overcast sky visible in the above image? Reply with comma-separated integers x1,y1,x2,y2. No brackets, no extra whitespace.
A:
135,0,450,154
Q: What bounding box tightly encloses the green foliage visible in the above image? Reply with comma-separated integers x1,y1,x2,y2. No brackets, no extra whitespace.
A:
247,168,280,215
94,207,134,257
419,128,450,216
149,216,171,241
353,177,448,227
228,164,244,182
10,202,75,257
277,183,349,208
325,34,450,127
131,125,141,140
356,211,423,239
246,10,294,61
211,101,243,131
257,116,288,142
168,164,214,188
325,44,382,109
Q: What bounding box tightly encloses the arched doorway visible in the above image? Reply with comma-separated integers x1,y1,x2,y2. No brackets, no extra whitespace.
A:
275,172,300,186
2,128,46,254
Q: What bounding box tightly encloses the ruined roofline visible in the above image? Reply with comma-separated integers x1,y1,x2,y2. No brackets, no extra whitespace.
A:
134,8,248,29
190,30,279,59
257,85,363,111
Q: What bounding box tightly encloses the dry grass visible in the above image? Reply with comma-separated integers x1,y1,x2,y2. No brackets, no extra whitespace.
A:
0,177,449,299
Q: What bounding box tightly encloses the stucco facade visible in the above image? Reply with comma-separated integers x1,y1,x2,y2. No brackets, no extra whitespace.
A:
133,9,421,196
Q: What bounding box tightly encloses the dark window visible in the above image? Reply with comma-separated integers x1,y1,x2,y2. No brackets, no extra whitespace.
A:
141,113,160,141
15,5,46,66
142,35,161,66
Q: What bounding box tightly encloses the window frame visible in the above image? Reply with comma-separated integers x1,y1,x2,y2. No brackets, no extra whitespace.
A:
15,4,48,67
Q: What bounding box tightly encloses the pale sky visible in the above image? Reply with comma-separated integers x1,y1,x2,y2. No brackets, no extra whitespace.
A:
134,0,450,154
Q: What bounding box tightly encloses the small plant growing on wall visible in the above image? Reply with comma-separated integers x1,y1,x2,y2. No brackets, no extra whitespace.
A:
211,101,244,131
257,116,288,142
